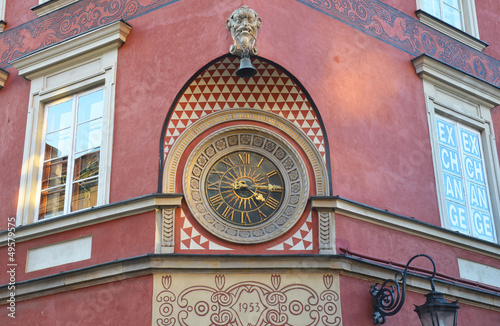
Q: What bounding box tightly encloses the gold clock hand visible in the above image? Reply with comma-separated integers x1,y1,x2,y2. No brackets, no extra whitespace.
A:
254,184,283,191
232,180,248,189
244,185,266,202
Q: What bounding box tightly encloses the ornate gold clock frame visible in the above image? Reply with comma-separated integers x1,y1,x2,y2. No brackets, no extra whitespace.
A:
183,126,309,243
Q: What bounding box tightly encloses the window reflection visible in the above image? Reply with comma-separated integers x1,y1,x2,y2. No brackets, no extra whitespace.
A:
39,88,104,220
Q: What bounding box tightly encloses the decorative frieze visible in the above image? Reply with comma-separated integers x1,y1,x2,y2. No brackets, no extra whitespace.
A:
153,273,343,326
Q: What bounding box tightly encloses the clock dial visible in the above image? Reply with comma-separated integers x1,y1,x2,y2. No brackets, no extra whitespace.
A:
183,127,309,244
205,151,284,226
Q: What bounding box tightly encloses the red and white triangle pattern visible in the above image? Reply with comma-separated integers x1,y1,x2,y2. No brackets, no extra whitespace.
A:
163,56,325,162
267,213,313,251
179,209,233,251
171,57,321,253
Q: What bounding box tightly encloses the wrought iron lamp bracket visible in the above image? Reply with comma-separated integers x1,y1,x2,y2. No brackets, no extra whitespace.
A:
370,254,436,325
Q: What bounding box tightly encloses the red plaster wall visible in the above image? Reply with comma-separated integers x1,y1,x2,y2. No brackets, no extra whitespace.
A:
0,212,156,284
477,0,500,58
335,213,500,278
0,68,31,230
112,0,440,223
3,0,38,31
1,275,153,325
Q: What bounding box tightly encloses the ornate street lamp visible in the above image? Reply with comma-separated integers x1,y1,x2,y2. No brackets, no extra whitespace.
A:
371,254,459,326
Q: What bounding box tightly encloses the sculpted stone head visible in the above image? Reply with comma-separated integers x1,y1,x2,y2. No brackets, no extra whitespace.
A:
226,6,262,56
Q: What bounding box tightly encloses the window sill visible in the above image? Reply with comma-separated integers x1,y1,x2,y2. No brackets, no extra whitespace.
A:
416,10,488,52
31,0,80,17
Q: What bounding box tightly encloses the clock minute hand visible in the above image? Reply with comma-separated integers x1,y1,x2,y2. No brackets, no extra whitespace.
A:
255,184,283,191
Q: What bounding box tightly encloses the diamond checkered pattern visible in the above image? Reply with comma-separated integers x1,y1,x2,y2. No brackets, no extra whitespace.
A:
163,56,325,161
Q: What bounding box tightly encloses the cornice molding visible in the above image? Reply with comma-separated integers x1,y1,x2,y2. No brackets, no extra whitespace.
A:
311,196,500,259
0,254,498,309
412,54,500,107
0,193,183,246
31,0,81,17
416,10,488,52
0,0,499,87
10,20,131,80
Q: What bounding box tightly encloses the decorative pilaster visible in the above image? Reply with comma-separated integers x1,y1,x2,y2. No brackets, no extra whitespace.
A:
318,210,334,254
311,196,338,255
153,195,183,254
162,208,175,250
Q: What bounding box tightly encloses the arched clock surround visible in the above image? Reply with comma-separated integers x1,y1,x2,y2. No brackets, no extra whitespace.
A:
160,56,333,252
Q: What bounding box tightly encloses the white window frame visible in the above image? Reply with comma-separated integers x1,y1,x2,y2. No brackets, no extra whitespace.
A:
0,0,6,32
11,20,131,226
413,55,500,243
416,0,486,51
33,0,81,17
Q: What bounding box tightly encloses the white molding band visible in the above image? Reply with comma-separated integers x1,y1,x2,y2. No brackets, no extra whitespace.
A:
311,196,500,258
416,10,487,52
412,54,500,107
1,254,498,310
0,194,183,246
10,20,132,80
32,0,81,17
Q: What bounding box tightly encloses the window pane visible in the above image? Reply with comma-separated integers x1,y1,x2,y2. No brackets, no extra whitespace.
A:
74,150,100,181
422,0,440,17
41,157,68,189
44,128,71,159
443,0,460,9
435,116,496,242
443,4,462,29
75,118,102,153
78,89,104,123
46,99,73,132
39,186,65,219
71,178,98,211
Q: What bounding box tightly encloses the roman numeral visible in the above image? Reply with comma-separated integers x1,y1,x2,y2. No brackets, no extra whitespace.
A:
265,197,280,210
266,170,278,177
241,212,251,224
209,194,223,209
222,206,234,221
256,157,264,167
238,153,251,165
207,181,219,190
221,157,235,167
210,169,225,177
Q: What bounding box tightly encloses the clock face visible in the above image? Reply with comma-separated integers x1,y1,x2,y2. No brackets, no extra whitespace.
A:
205,151,285,226
184,127,309,244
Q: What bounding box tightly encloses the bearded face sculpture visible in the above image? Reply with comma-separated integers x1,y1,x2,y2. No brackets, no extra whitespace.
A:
226,6,262,56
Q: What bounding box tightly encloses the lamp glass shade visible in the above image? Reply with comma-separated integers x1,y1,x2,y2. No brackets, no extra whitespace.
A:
414,292,459,326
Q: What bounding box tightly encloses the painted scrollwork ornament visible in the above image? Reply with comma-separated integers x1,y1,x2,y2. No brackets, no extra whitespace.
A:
226,6,262,56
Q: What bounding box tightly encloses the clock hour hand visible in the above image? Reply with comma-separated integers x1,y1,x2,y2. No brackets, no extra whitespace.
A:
231,181,266,202
231,180,248,190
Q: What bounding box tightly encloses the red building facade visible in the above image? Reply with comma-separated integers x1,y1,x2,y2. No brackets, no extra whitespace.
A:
1,0,500,325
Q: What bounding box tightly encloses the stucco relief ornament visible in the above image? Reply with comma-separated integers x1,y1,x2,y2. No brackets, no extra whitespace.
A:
226,6,262,57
